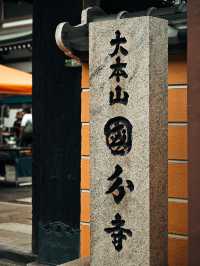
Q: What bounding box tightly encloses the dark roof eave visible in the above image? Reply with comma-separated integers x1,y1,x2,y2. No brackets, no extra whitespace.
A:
0,33,32,48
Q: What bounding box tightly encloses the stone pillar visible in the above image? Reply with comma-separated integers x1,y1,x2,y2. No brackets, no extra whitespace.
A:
89,17,168,266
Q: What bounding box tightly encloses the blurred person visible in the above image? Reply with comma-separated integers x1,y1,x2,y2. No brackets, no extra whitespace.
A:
13,111,23,139
20,106,32,147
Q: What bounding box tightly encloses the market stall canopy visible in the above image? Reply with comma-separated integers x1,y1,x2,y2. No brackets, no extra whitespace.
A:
0,64,32,95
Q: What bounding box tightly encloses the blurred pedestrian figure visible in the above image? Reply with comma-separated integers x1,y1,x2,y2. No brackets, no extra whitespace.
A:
20,106,32,147
13,111,23,139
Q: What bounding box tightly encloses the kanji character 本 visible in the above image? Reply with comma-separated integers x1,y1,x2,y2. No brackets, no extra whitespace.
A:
104,116,132,156
106,164,134,204
110,30,128,57
110,85,129,105
109,56,128,82
104,213,132,252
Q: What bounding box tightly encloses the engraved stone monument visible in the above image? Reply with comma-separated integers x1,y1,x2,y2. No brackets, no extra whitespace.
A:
90,17,168,266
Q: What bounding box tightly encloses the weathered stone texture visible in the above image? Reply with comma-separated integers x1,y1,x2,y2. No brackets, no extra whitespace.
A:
89,16,168,266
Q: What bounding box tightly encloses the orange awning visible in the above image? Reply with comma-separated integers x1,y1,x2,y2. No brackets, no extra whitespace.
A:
0,64,32,95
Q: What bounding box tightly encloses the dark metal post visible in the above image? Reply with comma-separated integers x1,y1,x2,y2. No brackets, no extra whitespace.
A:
32,0,82,264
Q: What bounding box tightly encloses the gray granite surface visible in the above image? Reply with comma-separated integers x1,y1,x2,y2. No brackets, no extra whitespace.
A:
28,257,90,266
89,16,168,266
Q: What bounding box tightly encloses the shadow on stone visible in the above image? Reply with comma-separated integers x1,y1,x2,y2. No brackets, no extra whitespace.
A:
59,257,90,266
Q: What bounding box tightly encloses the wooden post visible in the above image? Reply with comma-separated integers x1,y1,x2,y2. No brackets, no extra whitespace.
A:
32,0,82,264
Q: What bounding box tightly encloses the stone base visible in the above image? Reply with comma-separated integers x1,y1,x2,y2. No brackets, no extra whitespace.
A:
59,257,90,266
27,257,90,266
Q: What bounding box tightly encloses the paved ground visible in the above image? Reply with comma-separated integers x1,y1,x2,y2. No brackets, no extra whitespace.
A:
0,202,32,253
0,259,26,265
0,184,31,204
0,185,32,255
